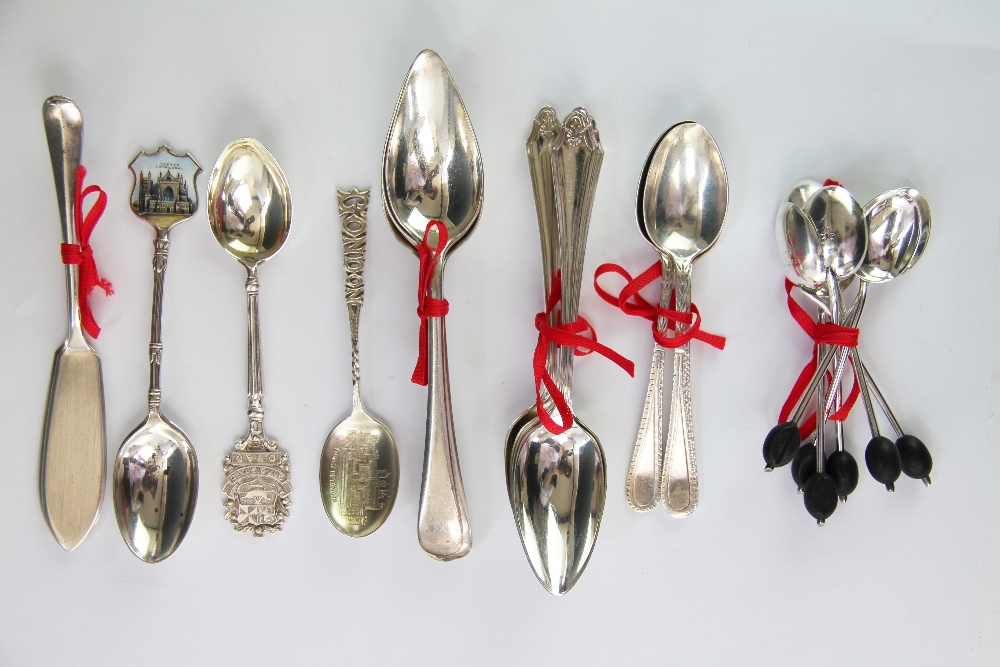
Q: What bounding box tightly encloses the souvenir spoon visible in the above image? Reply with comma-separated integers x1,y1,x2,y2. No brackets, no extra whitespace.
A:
382,49,483,560
510,108,605,595
112,146,200,562
504,106,561,502
624,123,681,512
40,96,106,551
641,121,728,517
208,138,292,536
320,189,399,537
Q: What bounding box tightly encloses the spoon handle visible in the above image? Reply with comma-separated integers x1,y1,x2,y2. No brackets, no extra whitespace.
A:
526,107,562,408
627,254,673,511
243,265,270,448
146,228,170,414
662,260,697,516
337,189,370,410
418,262,473,561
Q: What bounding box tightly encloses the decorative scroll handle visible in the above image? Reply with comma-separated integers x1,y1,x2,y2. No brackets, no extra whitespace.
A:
338,188,370,409
147,229,169,413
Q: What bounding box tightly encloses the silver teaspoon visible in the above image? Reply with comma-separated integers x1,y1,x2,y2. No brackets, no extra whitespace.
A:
642,122,728,517
625,122,685,512
320,189,399,537
383,49,483,561
113,146,201,562
208,139,292,537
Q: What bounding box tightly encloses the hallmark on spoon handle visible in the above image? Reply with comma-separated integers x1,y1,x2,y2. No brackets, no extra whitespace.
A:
338,188,370,408
662,261,698,516
418,264,472,560
627,255,674,511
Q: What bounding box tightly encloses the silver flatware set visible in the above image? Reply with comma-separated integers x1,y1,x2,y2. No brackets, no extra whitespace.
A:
34,51,933,590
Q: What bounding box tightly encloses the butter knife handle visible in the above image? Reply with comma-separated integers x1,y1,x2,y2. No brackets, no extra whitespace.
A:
42,96,85,345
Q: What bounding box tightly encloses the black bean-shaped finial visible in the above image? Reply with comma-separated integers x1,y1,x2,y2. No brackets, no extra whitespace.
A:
827,450,859,499
763,422,800,471
792,444,817,492
865,436,901,491
803,472,838,522
896,435,932,482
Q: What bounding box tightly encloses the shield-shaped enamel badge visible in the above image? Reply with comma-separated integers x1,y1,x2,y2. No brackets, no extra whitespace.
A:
129,146,201,228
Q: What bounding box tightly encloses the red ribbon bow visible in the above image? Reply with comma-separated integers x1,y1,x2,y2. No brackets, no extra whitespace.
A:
593,261,726,350
778,279,860,440
60,165,112,339
532,270,635,435
411,220,450,386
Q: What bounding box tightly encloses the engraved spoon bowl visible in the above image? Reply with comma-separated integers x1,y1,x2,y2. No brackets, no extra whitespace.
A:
320,190,399,537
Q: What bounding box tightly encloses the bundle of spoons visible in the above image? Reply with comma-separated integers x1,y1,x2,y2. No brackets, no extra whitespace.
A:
623,121,728,516
763,179,933,524
506,106,632,595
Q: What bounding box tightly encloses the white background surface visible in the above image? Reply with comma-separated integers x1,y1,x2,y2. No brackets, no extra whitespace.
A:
1,1,998,665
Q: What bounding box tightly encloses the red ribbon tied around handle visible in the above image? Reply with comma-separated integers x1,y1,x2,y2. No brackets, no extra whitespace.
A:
411,220,450,386
60,165,112,339
778,279,860,441
532,270,635,435
593,261,726,350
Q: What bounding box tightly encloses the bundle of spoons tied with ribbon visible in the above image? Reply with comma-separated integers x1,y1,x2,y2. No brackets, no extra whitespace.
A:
763,179,933,525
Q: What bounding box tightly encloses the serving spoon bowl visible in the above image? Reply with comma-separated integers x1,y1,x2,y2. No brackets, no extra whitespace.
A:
383,49,483,561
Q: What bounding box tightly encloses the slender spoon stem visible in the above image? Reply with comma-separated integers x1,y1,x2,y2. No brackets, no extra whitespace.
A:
147,228,169,416
243,264,269,449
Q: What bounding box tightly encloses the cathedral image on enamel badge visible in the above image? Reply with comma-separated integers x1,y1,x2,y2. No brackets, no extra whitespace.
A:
129,146,201,226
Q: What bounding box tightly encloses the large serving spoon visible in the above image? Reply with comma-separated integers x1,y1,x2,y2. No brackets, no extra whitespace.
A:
113,146,201,562
320,189,399,537
208,138,293,536
642,121,728,517
504,106,561,503
40,96,106,551
509,108,605,595
382,49,483,561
